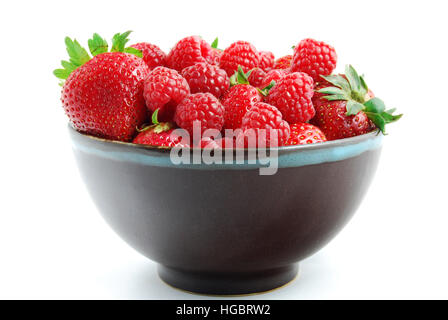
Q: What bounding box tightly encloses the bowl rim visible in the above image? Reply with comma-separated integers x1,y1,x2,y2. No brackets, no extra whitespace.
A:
68,124,382,154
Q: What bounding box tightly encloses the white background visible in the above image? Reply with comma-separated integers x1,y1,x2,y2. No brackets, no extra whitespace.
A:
1,0,447,299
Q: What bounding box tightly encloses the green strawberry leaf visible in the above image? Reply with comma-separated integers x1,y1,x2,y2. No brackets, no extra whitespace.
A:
65,37,91,67
322,94,348,101
318,86,347,97
211,37,219,49
53,68,72,80
152,109,160,125
111,31,132,52
124,47,143,58
346,100,365,116
88,33,108,56
381,111,403,123
320,74,351,92
359,75,369,92
365,112,386,134
345,64,361,92
364,97,386,114
257,80,276,97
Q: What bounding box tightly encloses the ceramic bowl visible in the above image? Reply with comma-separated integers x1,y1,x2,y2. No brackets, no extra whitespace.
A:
69,125,383,295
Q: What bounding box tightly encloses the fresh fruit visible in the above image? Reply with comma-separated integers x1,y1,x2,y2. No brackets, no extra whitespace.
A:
143,66,190,122
260,69,289,89
181,62,230,98
166,36,213,71
174,93,225,136
219,41,260,76
130,42,166,70
311,65,402,140
259,51,275,72
133,122,187,147
267,72,315,123
247,68,266,88
237,102,290,147
209,37,223,65
222,67,262,129
273,55,292,69
290,38,337,81
54,31,149,142
285,123,327,145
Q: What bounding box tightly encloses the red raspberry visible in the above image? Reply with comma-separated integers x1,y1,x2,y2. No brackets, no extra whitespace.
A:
166,36,213,71
181,62,230,99
238,102,290,147
273,55,292,70
248,68,266,88
143,67,190,121
209,49,222,65
221,84,262,129
290,38,337,81
174,93,225,136
259,51,275,72
285,123,327,146
219,41,260,76
267,72,315,123
130,42,166,70
260,69,289,89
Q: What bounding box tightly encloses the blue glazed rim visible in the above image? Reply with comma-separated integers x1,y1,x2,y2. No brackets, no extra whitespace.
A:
68,125,383,169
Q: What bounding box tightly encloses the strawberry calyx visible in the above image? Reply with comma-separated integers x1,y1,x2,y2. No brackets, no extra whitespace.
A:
257,81,276,97
318,65,402,134
136,108,174,133
53,31,143,84
211,37,221,50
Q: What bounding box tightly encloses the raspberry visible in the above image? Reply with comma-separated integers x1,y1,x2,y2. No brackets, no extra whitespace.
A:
259,51,275,72
285,123,327,146
143,66,190,121
290,38,337,81
248,68,266,88
166,36,213,71
174,93,225,136
260,69,289,89
267,72,315,123
181,62,230,99
238,102,290,147
130,42,166,70
219,41,260,76
273,55,292,70
221,84,262,129
209,48,222,65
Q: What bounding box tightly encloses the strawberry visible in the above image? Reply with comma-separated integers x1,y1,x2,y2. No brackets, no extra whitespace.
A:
166,36,213,71
133,122,187,147
130,42,166,70
285,123,327,146
222,67,262,129
219,41,260,76
311,65,402,140
54,31,150,142
273,55,292,70
290,38,337,81
267,72,315,123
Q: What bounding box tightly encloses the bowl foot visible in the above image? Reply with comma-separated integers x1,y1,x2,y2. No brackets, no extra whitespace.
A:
158,264,298,296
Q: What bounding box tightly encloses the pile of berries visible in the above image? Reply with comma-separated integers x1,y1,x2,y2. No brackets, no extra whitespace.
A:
55,32,401,148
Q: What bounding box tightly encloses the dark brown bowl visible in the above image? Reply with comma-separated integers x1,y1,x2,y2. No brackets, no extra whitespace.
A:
69,125,383,295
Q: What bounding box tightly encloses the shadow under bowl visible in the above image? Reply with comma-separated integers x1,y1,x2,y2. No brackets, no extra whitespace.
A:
69,126,383,295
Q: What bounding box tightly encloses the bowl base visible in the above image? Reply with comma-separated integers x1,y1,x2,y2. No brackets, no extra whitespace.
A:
158,264,298,296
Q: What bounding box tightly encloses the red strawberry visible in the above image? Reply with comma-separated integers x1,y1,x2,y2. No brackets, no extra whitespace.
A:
143,66,190,122
133,122,188,147
285,123,326,146
166,36,213,71
237,102,290,147
219,41,260,76
54,32,150,142
181,62,229,98
130,42,166,70
267,72,315,123
174,93,225,136
248,68,266,88
259,51,275,72
273,55,292,69
311,65,402,140
290,38,337,81
260,69,289,89
221,68,262,130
